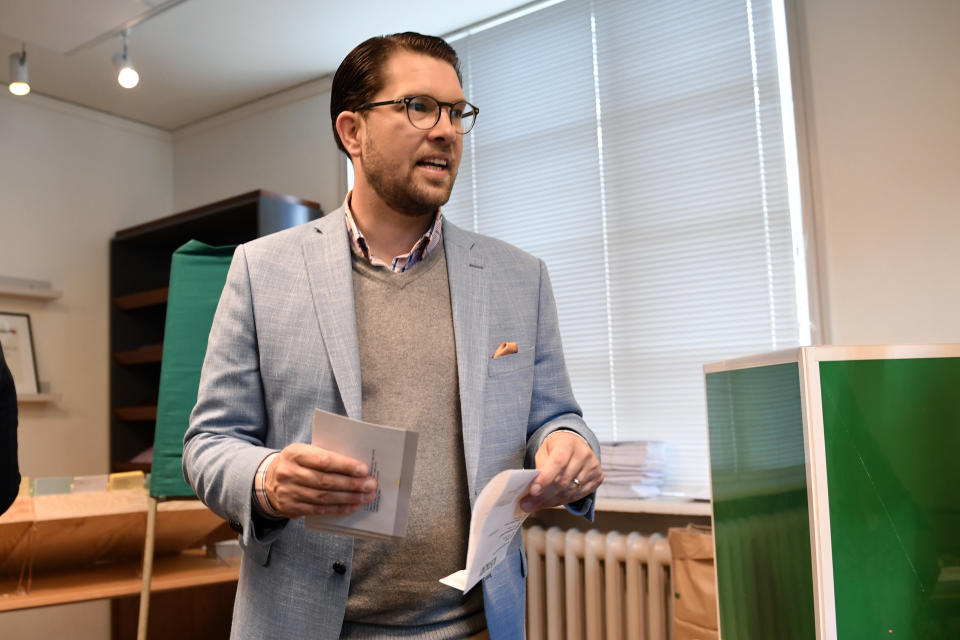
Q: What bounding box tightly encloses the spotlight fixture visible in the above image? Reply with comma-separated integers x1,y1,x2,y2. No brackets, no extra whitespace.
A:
113,29,139,89
8,45,29,96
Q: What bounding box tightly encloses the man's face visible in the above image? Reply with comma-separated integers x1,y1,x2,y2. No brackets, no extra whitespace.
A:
356,50,464,218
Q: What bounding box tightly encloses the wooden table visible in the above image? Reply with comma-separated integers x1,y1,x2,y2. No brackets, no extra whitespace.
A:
0,490,239,612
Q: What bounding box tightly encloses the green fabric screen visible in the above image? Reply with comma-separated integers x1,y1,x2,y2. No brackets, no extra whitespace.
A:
150,240,234,498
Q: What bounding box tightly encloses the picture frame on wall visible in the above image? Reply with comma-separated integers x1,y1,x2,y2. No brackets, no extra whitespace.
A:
0,311,40,395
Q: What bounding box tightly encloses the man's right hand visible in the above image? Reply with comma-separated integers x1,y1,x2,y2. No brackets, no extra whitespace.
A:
265,443,378,518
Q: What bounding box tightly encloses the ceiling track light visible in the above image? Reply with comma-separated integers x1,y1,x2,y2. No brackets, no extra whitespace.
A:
8,45,30,96
113,29,140,89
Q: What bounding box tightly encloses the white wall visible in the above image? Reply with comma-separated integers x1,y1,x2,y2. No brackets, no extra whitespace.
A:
0,92,173,640
0,73,343,640
172,77,346,214
799,0,960,344
0,73,341,640
170,0,960,346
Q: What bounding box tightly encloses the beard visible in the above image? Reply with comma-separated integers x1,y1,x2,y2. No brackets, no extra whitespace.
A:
362,134,459,218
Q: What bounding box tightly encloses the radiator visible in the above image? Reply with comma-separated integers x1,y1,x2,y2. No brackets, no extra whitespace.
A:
524,525,673,640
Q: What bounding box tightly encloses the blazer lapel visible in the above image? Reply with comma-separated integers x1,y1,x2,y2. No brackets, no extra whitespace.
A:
443,220,488,502
302,208,363,420
300,214,487,494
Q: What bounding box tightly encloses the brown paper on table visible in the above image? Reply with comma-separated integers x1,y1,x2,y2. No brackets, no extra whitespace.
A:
0,489,234,580
668,524,719,640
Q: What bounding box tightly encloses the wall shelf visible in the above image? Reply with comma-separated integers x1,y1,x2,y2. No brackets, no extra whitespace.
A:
16,393,60,405
0,276,62,301
596,497,711,516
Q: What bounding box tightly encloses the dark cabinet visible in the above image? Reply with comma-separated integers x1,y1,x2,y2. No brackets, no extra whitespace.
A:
109,189,322,472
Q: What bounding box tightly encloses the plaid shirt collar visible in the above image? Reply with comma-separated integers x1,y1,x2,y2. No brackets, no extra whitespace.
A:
343,191,443,273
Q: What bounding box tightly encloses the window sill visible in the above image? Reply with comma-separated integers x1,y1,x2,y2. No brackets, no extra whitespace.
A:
595,497,711,516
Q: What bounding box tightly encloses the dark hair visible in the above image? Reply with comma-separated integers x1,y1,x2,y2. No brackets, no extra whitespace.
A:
329,32,462,155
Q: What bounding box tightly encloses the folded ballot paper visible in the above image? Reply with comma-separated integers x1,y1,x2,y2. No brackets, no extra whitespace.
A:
440,468,539,593
305,408,418,542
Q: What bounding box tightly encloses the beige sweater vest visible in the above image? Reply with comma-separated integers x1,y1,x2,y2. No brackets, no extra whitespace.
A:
342,243,484,639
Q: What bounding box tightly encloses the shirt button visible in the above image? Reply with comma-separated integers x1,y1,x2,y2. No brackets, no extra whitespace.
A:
332,562,347,575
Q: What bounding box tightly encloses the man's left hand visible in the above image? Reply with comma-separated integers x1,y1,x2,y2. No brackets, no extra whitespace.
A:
520,431,603,512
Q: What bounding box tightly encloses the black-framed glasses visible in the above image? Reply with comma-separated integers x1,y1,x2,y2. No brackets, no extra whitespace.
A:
355,95,479,134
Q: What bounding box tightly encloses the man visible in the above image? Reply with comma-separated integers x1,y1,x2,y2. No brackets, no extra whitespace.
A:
1,347,20,516
184,32,602,639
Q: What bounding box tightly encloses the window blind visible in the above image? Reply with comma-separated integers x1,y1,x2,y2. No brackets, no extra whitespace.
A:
444,0,808,496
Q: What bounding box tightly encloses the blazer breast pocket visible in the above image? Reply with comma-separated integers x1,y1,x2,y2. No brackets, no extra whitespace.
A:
487,348,535,376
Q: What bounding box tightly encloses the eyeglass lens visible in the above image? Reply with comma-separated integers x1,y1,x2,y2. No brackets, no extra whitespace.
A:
406,96,477,134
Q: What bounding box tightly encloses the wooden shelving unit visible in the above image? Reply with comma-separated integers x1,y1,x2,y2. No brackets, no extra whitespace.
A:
109,190,322,472
105,191,321,636
113,405,158,421
112,287,168,310
112,460,152,473
113,344,164,365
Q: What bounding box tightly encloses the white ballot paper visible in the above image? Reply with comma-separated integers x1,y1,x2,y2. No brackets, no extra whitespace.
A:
440,468,539,593
305,408,418,542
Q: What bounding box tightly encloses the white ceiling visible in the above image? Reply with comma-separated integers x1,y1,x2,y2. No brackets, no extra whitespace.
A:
0,0,530,130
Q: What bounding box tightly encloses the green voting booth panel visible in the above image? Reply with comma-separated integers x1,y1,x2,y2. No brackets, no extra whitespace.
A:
705,345,960,640
821,357,960,638
706,361,816,640
150,240,234,499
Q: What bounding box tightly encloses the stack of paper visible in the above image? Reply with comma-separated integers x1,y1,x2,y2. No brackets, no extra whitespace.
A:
598,441,667,499
305,409,418,542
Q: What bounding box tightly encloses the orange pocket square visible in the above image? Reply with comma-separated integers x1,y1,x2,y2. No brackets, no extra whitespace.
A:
492,341,518,359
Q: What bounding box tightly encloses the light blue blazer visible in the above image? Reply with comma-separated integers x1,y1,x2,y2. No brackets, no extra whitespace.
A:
183,207,599,639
